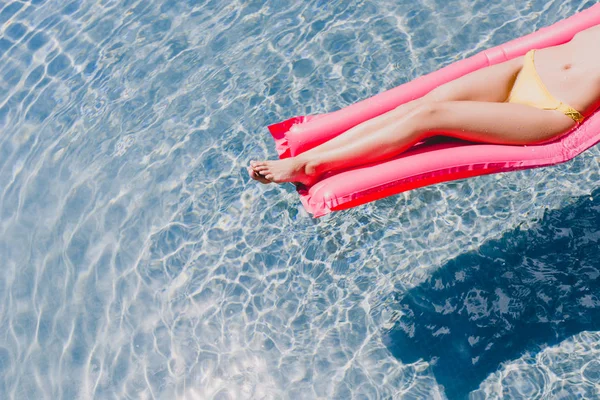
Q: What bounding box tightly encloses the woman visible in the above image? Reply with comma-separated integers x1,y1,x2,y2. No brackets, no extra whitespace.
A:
249,25,600,186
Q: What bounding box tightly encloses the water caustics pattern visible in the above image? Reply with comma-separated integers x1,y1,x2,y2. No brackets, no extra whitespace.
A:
1,0,600,399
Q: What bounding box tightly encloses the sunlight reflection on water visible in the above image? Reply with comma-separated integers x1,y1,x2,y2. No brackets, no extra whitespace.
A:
0,0,599,398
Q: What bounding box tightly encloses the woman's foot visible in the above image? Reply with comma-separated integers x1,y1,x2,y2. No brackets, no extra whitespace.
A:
249,158,319,186
247,166,271,184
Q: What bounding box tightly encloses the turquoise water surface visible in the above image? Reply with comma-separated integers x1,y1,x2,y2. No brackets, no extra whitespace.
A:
1,0,600,399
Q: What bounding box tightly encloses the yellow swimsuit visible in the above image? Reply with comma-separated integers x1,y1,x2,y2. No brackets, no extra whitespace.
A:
507,49,584,123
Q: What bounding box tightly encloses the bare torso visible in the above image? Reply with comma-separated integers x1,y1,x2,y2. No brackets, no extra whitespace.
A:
535,24,600,114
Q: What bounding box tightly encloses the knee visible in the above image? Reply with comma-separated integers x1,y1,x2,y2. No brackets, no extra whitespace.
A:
413,101,445,120
408,102,447,135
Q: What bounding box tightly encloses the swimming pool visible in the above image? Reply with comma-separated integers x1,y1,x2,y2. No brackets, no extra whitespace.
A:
1,0,599,398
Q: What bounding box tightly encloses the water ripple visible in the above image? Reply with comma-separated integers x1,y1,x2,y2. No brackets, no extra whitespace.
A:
1,0,599,398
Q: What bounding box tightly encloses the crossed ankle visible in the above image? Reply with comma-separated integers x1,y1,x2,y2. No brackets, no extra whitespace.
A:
303,159,322,176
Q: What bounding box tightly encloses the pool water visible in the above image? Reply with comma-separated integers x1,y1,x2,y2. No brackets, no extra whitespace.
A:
1,0,600,398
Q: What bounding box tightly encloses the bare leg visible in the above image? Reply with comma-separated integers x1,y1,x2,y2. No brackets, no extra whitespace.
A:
295,55,525,159
249,56,525,184
247,101,424,183
252,101,574,185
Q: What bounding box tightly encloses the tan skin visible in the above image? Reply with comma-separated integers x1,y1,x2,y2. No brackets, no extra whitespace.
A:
249,25,600,186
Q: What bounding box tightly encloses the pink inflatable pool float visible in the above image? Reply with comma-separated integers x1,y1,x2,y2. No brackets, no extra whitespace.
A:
268,4,600,217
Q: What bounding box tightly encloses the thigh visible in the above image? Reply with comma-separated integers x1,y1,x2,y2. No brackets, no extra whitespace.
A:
336,57,525,133
419,101,576,144
427,57,524,103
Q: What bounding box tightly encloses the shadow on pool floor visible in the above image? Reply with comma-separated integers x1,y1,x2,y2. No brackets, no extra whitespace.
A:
384,186,600,399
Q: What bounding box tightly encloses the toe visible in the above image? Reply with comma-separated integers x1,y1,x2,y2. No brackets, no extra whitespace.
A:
248,167,271,184
257,172,271,184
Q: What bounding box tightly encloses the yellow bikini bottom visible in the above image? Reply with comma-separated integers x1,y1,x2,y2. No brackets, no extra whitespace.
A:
507,49,584,123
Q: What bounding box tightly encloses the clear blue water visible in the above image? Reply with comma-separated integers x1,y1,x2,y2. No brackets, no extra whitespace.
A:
1,0,600,399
